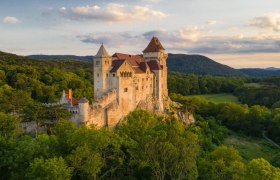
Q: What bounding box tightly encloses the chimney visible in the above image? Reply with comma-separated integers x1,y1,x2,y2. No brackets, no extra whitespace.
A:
68,89,72,100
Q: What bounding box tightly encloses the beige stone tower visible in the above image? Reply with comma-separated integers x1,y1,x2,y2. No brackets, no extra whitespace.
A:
143,37,168,110
93,44,112,100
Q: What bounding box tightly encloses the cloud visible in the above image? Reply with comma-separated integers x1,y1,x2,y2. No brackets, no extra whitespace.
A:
206,20,217,25
55,3,167,22
250,13,280,31
78,28,280,55
3,16,20,24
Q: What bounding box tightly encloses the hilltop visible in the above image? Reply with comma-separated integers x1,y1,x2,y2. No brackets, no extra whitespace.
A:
239,68,280,77
28,53,245,76
166,54,245,76
1,51,92,73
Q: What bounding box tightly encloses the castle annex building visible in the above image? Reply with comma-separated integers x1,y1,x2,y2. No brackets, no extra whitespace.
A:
68,37,169,127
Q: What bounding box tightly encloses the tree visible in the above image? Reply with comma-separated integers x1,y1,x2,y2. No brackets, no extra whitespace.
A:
22,102,47,137
246,158,280,180
244,105,270,137
0,112,23,138
67,145,102,179
45,106,71,122
0,87,32,114
25,157,73,180
199,146,246,180
267,111,280,143
216,103,248,131
272,100,280,109
118,111,200,179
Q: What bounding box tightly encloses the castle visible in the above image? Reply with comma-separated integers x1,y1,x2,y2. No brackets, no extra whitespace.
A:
62,37,169,127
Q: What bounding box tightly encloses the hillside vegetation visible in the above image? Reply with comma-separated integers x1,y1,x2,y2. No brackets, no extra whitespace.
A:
167,54,245,76
29,53,246,76
0,51,93,104
188,93,240,104
240,68,280,77
1,51,280,179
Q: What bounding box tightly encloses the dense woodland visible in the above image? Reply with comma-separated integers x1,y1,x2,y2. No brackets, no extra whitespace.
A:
168,72,280,107
0,51,280,179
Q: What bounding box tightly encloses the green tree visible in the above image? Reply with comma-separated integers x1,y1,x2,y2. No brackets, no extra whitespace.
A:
25,157,73,180
0,112,23,138
67,145,102,179
22,102,47,137
199,145,246,180
118,111,200,179
246,158,280,180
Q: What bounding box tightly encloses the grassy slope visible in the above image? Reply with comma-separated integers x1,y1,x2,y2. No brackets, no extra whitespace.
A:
223,132,280,162
188,93,240,104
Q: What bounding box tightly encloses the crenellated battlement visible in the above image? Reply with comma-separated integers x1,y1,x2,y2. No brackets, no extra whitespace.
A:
92,89,117,109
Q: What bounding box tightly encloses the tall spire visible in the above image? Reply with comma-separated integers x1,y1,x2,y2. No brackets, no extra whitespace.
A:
96,44,110,57
143,36,165,53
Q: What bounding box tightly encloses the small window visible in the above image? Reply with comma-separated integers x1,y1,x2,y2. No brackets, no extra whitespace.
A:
97,73,99,77
106,73,108,77
136,86,139,90
96,61,100,66
124,88,128,92
113,74,116,77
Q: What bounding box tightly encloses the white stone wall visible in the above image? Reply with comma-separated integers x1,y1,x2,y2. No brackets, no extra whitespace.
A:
93,56,112,100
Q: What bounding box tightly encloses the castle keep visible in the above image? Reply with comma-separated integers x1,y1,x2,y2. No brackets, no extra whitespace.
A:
66,37,169,127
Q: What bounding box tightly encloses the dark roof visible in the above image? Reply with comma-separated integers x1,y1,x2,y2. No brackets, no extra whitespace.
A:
147,60,162,71
110,59,125,72
71,97,79,106
113,53,144,66
143,37,165,53
96,44,110,57
139,62,150,72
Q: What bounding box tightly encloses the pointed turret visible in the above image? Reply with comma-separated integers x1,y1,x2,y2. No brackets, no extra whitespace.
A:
96,44,110,57
143,37,165,53
93,44,112,100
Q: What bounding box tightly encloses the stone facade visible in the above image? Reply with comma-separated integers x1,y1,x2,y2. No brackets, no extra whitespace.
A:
68,37,169,127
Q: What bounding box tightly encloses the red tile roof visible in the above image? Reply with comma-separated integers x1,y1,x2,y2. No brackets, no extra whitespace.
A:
110,52,162,74
147,60,162,71
71,97,79,106
112,53,144,66
143,37,165,53
139,62,150,72
110,59,125,72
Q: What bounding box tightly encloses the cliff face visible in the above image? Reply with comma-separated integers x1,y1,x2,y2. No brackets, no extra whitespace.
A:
137,96,195,125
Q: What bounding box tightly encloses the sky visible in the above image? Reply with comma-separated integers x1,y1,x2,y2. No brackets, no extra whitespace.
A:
1,0,280,68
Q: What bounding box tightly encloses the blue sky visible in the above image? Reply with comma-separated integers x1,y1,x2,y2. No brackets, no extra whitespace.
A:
1,0,280,68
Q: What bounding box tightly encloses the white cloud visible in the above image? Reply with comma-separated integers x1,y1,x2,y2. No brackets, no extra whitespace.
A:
179,26,200,42
3,16,20,24
56,3,167,22
250,13,280,31
78,29,280,55
206,20,217,25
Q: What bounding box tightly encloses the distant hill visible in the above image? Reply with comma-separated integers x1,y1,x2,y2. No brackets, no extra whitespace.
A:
239,68,280,77
167,54,245,76
0,51,92,73
266,67,280,71
28,53,245,76
28,55,93,62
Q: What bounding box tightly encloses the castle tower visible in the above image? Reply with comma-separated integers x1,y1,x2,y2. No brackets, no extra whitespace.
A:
93,44,112,100
78,98,89,124
143,37,168,105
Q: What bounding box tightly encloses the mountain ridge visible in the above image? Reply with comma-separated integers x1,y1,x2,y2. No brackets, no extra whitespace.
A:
2,51,278,77
27,53,245,76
